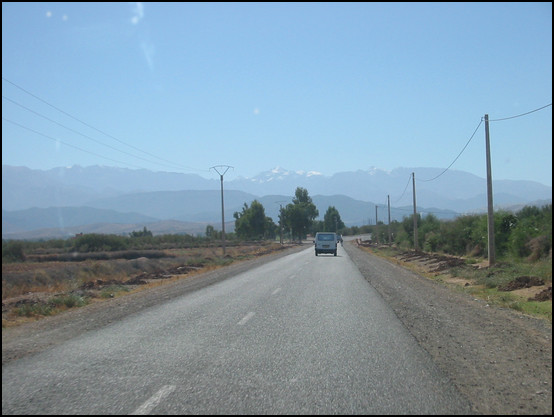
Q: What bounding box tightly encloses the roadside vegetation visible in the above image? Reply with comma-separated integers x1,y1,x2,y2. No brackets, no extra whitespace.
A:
341,204,552,260
350,203,552,322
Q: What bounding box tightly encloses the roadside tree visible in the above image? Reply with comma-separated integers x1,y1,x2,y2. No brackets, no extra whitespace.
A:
323,206,345,232
282,187,319,242
234,200,275,240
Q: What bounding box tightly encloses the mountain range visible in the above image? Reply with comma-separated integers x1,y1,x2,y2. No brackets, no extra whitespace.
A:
2,165,551,240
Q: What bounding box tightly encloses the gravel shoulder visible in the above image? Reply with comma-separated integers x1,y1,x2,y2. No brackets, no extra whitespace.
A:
343,242,552,415
3,241,551,414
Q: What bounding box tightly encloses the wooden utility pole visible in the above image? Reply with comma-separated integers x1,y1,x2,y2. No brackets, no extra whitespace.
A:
412,172,418,250
375,205,378,243
484,115,496,266
387,195,391,244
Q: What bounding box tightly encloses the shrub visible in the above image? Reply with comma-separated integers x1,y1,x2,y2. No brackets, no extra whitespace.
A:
2,241,26,263
16,303,54,317
72,234,128,252
50,294,88,308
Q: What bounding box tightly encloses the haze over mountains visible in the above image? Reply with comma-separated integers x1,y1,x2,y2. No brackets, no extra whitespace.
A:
2,165,551,240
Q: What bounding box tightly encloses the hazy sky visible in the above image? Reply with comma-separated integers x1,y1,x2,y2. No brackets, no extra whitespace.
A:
2,2,552,186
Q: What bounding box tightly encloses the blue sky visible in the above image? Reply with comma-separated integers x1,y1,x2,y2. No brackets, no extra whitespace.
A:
2,2,552,186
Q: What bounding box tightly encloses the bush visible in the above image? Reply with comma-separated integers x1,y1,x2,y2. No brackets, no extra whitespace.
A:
72,234,128,252
2,241,26,263
50,294,88,308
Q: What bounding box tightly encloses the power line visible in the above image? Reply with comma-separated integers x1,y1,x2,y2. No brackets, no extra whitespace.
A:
489,103,552,121
418,118,483,182
2,95,186,171
2,76,210,174
390,102,551,215
2,117,145,170
392,174,413,204
413,103,551,183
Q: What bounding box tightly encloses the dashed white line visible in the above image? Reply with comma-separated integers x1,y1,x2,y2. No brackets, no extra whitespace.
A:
131,385,176,415
238,311,255,325
272,287,282,295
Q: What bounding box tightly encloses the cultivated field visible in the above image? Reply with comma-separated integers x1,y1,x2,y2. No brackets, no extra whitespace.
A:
2,241,289,327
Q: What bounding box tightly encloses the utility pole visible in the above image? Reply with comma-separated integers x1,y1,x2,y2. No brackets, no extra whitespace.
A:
412,172,418,251
210,165,233,256
280,204,284,245
387,195,391,245
375,205,378,244
275,201,287,245
484,115,496,266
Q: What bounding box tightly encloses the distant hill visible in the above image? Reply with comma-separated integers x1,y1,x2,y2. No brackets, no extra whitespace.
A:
2,165,551,240
1,219,232,241
3,165,551,212
1,165,218,211
85,189,259,222
2,207,157,235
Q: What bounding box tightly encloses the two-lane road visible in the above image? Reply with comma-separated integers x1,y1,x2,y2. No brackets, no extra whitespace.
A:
2,244,472,414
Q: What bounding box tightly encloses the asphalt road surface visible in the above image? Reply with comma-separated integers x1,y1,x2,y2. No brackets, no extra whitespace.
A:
2,244,472,414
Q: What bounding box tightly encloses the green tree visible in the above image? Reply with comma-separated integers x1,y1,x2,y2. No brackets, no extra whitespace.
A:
441,214,483,256
130,226,153,238
494,210,518,257
264,216,278,240
419,213,441,251
323,206,345,232
509,204,552,259
401,213,422,248
234,200,274,239
282,187,319,242
311,220,325,235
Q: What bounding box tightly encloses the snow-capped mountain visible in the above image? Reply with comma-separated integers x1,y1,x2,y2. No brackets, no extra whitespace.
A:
3,164,552,212
2,164,551,239
245,166,324,183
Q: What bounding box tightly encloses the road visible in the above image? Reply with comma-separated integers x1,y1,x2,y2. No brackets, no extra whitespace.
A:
2,243,472,414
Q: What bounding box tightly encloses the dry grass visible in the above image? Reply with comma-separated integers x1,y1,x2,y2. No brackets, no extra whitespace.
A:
2,242,286,327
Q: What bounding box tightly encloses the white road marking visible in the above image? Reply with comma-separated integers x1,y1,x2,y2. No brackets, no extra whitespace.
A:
238,311,255,326
131,385,176,415
272,287,281,295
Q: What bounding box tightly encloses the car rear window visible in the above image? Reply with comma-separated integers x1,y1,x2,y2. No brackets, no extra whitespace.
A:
317,234,335,241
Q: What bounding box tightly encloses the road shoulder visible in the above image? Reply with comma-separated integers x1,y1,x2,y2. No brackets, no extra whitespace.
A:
344,241,552,415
